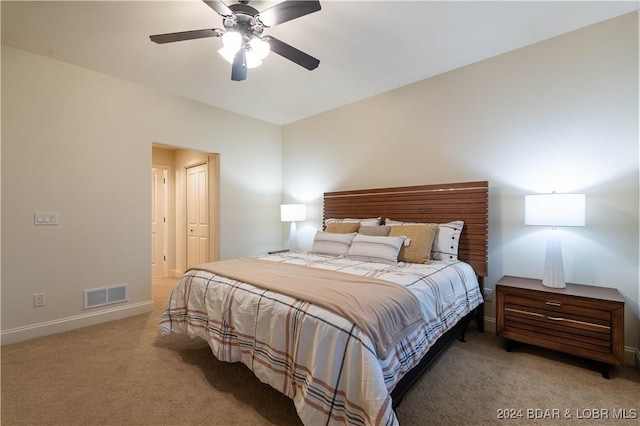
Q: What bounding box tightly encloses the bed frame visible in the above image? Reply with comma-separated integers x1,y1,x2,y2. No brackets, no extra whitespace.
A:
323,180,489,407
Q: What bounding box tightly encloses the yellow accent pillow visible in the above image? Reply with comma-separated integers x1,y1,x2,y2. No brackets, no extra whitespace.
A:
325,222,360,233
358,225,391,236
388,225,437,264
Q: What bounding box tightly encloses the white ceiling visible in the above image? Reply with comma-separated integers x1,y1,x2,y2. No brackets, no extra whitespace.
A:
2,1,637,125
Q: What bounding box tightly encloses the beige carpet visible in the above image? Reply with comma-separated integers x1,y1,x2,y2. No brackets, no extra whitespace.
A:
2,276,638,425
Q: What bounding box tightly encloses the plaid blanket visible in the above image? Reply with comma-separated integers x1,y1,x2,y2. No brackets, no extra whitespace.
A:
159,252,483,426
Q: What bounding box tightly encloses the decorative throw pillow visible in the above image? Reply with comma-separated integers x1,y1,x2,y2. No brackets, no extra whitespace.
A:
388,225,437,264
385,219,464,261
345,234,405,265
324,217,381,227
358,225,391,236
310,231,356,256
325,222,360,234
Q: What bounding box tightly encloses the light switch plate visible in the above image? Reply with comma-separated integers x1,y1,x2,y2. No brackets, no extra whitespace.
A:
35,212,59,225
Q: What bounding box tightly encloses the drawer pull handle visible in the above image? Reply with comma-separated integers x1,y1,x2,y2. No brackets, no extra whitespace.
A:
546,316,564,321
545,301,561,307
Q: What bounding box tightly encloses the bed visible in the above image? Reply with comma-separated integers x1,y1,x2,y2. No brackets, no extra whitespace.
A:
159,181,489,426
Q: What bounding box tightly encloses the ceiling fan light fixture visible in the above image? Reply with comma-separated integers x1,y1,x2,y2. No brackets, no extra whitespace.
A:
249,37,270,60
221,31,242,52
219,46,262,69
218,46,237,64
245,50,263,69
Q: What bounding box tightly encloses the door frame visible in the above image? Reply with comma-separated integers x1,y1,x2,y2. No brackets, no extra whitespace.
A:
151,165,169,276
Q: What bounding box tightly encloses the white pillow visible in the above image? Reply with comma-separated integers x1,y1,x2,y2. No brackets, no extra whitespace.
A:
385,219,464,261
324,217,381,227
310,231,356,256
345,234,405,265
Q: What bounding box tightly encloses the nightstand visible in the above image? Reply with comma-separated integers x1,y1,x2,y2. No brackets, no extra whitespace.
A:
496,275,624,378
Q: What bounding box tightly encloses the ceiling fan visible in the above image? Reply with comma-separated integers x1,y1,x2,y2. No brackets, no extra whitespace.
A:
150,0,321,81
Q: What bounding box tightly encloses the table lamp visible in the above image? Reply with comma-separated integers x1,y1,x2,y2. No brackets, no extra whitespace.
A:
280,204,306,251
525,193,586,288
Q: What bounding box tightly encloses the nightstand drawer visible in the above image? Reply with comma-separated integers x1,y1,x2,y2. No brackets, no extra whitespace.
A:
504,306,611,336
504,294,611,325
504,307,611,353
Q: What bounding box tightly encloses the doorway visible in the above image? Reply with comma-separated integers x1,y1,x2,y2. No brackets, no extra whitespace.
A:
151,145,220,277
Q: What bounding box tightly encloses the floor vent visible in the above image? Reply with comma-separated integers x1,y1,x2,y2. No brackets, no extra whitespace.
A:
84,284,128,309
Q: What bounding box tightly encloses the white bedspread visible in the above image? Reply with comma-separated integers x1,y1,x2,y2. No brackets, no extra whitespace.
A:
159,252,483,426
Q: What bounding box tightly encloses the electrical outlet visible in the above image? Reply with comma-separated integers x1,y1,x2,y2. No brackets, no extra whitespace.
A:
33,293,46,307
483,288,494,302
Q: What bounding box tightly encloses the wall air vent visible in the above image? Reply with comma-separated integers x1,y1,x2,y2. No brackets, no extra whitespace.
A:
84,284,128,309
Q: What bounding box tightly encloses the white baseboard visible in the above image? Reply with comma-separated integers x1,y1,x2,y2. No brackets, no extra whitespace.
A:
0,300,154,346
623,346,637,367
484,316,496,334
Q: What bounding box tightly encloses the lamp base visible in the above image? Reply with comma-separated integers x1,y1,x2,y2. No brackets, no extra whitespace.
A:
542,230,566,288
288,221,298,252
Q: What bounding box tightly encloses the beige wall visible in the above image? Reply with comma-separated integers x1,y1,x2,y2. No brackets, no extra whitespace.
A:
282,13,639,362
1,46,282,343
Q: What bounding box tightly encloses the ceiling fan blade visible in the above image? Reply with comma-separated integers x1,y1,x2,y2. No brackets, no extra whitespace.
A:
257,1,321,27
231,48,247,81
264,36,319,71
202,0,233,17
150,28,222,44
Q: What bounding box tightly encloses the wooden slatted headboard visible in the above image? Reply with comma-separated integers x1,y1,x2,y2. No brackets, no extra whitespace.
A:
323,181,489,277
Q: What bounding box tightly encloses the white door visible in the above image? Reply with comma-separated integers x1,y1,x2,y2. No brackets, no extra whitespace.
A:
151,167,168,276
186,163,209,268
